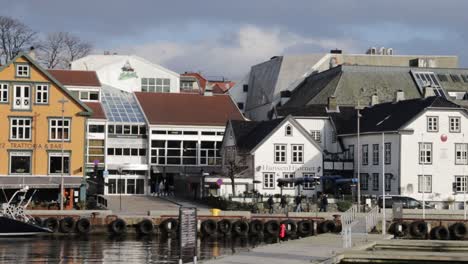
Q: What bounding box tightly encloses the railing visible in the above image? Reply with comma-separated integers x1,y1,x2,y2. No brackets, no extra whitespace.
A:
96,195,108,209
365,206,379,233
341,205,358,248
341,204,358,226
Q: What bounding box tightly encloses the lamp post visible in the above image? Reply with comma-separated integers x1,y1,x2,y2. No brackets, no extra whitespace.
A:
356,105,362,212
463,133,466,220
58,97,69,210
118,167,122,212
421,133,426,219
382,133,386,235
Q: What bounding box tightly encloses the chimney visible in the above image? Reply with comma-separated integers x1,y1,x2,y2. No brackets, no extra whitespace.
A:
395,90,405,102
424,86,435,98
327,96,338,112
371,94,379,106
28,46,36,60
204,84,213,96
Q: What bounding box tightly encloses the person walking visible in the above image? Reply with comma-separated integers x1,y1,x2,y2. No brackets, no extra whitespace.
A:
322,194,329,212
267,195,274,214
159,180,165,196
280,195,287,214
295,195,303,212
319,194,325,212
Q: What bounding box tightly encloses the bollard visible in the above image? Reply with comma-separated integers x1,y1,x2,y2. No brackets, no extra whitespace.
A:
279,223,286,239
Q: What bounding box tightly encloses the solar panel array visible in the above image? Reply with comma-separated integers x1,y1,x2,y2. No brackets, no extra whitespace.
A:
101,85,146,123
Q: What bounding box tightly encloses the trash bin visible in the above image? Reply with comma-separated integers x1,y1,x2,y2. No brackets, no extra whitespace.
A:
210,208,221,216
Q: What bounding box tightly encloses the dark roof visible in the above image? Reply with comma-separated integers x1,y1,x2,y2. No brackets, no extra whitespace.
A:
335,96,462,135
231,119,284,152
48,69,101,87
135,93,245,126
277,104,329,117
85,102,106,120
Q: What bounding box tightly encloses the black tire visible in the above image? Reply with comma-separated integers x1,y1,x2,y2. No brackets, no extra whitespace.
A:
280,220,297,236
394,222,409,237
109,218,127,235
59,217,76,233
297,220,313,236
217,219,232,235
264,220,279,236
388,222,397,234
76,218,91,234
449,222,467,240
136,219,154,235
33,217,42,226
430,226,449,240
319,220,336,233
201,219,217,236
232,220,249,236
409,221,428,238
159,218,178,235
249,220,264,235
44,217,59,233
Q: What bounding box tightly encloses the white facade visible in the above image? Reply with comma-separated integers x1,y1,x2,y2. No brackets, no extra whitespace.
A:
228,73,250,114
295,117,340,152
71,55,180,93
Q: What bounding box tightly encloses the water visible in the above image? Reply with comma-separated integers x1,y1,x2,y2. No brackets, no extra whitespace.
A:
0,234,279,263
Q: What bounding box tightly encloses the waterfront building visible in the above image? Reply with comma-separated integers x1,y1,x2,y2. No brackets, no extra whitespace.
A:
180,72,235,95
134,92,244,198
0,53,92,207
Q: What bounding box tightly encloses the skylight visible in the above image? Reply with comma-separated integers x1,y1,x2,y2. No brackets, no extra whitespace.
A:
411,71,446,98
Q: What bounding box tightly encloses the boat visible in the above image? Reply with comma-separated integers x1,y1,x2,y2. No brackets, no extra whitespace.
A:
0,186,52,236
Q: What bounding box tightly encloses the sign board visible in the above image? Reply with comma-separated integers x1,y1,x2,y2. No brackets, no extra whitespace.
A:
392,202,403,220
179,207,197,263
216,178,223,186
103,170,109,178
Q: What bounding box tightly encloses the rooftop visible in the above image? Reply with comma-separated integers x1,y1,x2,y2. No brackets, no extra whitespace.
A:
48,69,101,87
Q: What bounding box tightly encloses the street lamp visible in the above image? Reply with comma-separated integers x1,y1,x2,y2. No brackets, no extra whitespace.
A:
118,167,122,212
382,132,386,235
356,103,363,212
58,97,69,211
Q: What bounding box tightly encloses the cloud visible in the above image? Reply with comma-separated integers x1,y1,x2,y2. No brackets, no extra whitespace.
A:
113,25,357,79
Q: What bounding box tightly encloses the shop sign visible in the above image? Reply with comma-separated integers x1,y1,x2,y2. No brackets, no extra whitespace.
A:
257,164,317,172
0,142,62,149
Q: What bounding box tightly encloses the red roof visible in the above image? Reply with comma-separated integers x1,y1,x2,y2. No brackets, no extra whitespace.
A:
48,69,101,87
85,102,106,120
181,72,207,91
210,81,235,94
135,93,244,126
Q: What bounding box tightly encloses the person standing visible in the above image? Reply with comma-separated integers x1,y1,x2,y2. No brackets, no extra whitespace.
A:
267,195,274,214
280,195,287,214
159,180,165,196
322,194,329,212
319,194,325,212
295,195,303,212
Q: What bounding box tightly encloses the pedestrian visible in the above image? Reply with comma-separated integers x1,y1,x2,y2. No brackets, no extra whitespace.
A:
321,194,329,212
159,181,165,196
267,195,274,214
295,195,302,212
280,195,287,214
319,194,325,212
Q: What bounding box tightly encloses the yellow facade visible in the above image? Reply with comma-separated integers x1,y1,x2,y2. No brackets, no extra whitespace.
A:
0,55,90,178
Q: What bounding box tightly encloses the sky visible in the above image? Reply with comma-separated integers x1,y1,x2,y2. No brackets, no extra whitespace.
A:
2,0,468,80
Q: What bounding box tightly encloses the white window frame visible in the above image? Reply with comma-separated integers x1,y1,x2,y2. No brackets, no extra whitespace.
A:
427,116,438,132
303,173,315,190
362,145,368,165
418,175,432,193
285,125,293,136
372,144,379,165
384,143,391,164
291,144,303,163
455,175,468,192
283,173,295,189
263,173,275,189
274,144,287,163
13,85,31,110
35,84,48,104
360,173,369,190
9,151,32,174
419,142,432,164
0,83,8,103
449,117,461,133
49,118,71,141
16,64,30,77
10,117,32,140
455,143,468,165
48,152,70,175
141,78,171,92
385,174,392,192
310,130,321,142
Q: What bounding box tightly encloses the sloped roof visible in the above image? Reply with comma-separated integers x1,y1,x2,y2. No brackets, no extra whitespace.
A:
101,85,146,123
85,102,106,120
277,104,329,117
181,72,207,91
135,93,245,126
48,69,101,87
335,96,462,135
231,119,284,152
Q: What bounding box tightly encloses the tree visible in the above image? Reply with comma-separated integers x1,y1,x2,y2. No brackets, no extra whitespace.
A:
0,16,36,64
38,32,92,69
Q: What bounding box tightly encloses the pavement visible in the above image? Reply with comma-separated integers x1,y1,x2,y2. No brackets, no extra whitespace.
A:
104,195,179,215
201,233,385,264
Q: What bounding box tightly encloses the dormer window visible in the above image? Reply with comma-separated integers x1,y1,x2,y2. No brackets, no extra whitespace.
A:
16,64,30,78
285,125,292,136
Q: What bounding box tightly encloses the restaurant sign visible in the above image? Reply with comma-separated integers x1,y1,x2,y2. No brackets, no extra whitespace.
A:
0,142,63,149
258,164,318,172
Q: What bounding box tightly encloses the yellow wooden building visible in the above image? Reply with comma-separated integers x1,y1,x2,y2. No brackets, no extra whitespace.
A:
0,53,91,208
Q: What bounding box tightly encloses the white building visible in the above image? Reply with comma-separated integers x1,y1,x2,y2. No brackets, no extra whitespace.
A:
71,54,180,93
222,116,323,197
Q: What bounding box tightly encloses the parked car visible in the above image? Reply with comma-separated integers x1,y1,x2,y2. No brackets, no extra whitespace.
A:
378,195,435,209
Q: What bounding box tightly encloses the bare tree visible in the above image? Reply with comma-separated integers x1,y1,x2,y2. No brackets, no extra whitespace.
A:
38,32,92,69
63,33,92,66
0,16,36,64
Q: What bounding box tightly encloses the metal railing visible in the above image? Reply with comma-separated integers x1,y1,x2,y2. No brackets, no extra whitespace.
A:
96,195,108,208
341,204,358,226
365,206,379,233
341,204,358,248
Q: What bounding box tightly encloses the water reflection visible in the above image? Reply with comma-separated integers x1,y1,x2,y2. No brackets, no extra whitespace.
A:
0,234,287,263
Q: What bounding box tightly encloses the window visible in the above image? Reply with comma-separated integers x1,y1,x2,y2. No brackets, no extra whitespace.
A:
16,64,29,77
303,173,316,190
13,85,31,110
141,78,170,92
332,131,337,143
200,141,221,165
243,84,248,92
285,125,292,136
372,173,379,191
291,144,303,163
283,173,294,189
462,75,468,83
35,84,48,104
360,174,369,190
201,131,216,135
418,175,432,193
310,130,321,142
385,174,392,192
450,117,461,132
49,119,70,141
237,103,244,110
181,82,193,90
87,139,105,164
78,91,99,101
48,152,70,174
0,83,8,103
10,118,31,140
88,125,105,133
419,143,432,164
450,74,461,82
263,173,274,189
412,72,446,98
384,143,391,164
107,148,114,155
437,74,448,82
348,145,354,160
455,143,468,165
274,144,286,163
108,124,146,135
372,144,379,165
455,176,468,192
108,179,116,194
427,116,438,132
362,145,368,165
9,152,31,174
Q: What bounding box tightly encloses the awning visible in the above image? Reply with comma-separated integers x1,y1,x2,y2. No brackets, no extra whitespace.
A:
0,176,84,189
